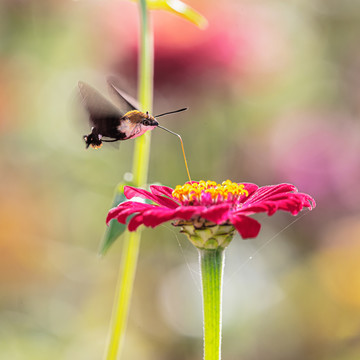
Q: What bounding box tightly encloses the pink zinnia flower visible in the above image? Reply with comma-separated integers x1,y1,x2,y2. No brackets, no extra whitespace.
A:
107,180,315,249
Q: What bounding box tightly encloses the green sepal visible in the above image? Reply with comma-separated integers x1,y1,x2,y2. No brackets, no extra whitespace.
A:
98,182,133,256
180,224,235,250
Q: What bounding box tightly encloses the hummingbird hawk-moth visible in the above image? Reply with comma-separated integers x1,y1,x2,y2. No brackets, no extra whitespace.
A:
78,77,187,149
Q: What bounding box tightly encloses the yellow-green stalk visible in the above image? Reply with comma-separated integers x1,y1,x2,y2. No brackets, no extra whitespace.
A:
103,1,153,359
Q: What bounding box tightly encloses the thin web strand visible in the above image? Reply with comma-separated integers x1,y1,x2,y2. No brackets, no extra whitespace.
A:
160,224,201,292
224,211,309,286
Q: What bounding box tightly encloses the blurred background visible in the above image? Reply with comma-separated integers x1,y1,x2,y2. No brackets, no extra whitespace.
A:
1,0,360,359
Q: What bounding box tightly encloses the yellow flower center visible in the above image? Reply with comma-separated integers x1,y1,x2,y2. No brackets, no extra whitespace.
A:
172,180,249,204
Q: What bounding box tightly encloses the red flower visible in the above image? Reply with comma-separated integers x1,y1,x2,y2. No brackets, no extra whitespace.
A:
107,180,315,248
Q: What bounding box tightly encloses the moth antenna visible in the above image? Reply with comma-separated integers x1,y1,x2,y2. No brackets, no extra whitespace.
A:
155,108,188,118
157,125,192,183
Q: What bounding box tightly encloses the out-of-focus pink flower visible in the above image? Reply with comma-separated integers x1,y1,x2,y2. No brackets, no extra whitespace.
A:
102,2,291,93
107,180,315,248
270,112,360,211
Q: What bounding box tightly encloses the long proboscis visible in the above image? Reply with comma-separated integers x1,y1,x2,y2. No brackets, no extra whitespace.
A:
157,125,192,183
155,108,188,118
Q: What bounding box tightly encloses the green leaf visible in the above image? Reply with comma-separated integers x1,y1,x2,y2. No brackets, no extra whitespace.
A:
99,182,133,256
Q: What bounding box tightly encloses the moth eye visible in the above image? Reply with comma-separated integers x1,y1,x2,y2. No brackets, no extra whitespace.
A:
143,119,150,126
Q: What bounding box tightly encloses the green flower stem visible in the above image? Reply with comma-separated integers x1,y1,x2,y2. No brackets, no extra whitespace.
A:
103,1,153,359
200,248,225,360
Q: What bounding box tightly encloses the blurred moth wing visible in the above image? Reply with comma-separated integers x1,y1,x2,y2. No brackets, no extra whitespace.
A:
78,81,124,119
78,81,125,143
107,76,140,112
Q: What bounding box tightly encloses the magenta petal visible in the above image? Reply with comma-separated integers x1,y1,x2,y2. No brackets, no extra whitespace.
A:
236,183,259,203
106,202,154,224
124,186,153,200
174,206,203,220
150,185,177,200
241,192,315,216
276,193,314,215
115,205,155,224
124,186,179,209
141,208,179,227
275,196,304,215
236,203,274,216
247,184,297,204
151,195,180,209
242,183,259,197
149,185,180,207
236,183,316,217
201,203,231,224
142,206,200,228
297,193,316,210
230,214,261,239
128,213,145,231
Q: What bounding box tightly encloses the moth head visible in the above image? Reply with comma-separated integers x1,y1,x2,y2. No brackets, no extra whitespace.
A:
142,112,158,127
